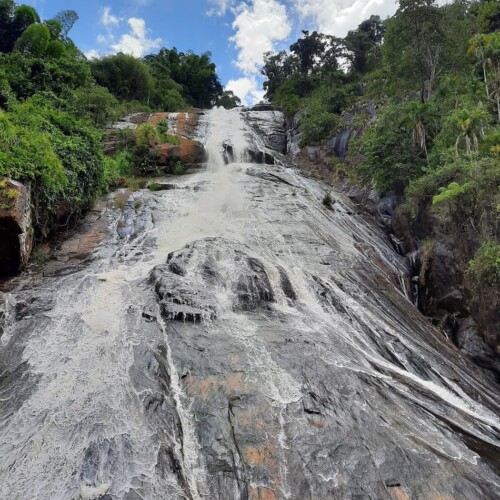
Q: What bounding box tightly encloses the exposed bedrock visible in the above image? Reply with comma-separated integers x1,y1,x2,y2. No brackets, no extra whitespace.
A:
0,179,33,276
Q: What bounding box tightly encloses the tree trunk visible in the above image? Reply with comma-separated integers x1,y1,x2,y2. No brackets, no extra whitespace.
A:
483,61,489,99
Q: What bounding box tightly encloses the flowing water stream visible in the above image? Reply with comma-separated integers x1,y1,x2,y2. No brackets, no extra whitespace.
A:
0,107,499,499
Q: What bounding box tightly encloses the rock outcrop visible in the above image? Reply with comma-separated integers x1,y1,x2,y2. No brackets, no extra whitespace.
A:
107,111,207,169
0,180,33,276
157,139,207,166
243,106,287,155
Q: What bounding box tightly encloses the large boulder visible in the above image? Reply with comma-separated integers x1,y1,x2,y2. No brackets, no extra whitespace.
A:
0,179,33,276
156,138,207,166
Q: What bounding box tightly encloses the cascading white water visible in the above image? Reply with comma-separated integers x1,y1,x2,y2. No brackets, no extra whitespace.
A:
0,107,499,499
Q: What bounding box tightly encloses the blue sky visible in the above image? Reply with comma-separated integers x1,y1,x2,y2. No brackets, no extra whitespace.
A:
23,0,400,104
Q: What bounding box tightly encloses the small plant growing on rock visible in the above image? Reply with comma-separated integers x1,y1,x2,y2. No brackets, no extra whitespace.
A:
32,248,51,264
6,188,19,199
172,161,187,175
0,180,20,210
322,192,333,208
134,200,143,210
115,197,126,210
148,182,162,192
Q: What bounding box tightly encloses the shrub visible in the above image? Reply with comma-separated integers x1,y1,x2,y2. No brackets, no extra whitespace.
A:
102,156,121,189
73,85,119,127
360,102,430,195
322,192,333,207
112,149,134,177
171,161,187,175
164,134,181,145
148,181,162,191
432,181,476,206
135,123,160,149
467,241,500,286
299,87,344,147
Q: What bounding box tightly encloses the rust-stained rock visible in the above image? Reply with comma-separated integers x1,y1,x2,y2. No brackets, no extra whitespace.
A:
149,112,169,125
0,179,33,276
127,112,150,125
145,111,201,138
387,486,410,500
156,138,206,165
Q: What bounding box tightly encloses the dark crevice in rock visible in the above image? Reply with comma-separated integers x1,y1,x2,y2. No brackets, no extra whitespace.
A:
0,218,22,276
245,149,275,165
246,168,299,188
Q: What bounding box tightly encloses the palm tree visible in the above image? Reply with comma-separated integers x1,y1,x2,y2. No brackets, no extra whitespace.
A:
403,100,437,163
469,33,500,123
455,109,477,155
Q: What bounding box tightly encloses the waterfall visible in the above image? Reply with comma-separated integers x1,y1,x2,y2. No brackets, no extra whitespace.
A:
0,107,499,499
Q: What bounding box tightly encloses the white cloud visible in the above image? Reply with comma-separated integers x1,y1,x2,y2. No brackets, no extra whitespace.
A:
292,0,396,37
111,17,162,57
85,49,100,59
89,9,162,59
128,17,147,39
206,0,236,16
96,34,108,44
230,0,291,74
101,6,120,27
226,76,265,106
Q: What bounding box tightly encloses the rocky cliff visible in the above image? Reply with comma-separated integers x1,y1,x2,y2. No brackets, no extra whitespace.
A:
285,105,500,374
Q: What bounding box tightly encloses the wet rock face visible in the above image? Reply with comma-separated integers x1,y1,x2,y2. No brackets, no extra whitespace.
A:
151,238,282,321
245,149,275,165
0,180,32,276
325,129,352,159
243,108,287,155
286,112,302,155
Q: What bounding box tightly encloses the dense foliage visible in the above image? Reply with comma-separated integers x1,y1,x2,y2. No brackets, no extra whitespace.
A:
0,1,224,239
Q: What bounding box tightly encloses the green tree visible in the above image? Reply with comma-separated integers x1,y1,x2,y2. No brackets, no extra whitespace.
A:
73,85,119,127
45,19,62,40
469,33,500,123
434,104,491,155
383,0,444,100
361,102,430,194
149,48,222,108
14,23,50,56
216,90,241,109
403,100,439,162
261,50,297,100
12,4,38,36
91,53,154,103
477,1,500,33
159,88,186,111
54,10,78,40
290,31,326,76
0,0,16,53
0,1,39,53
345,15,385,74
